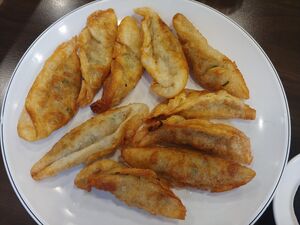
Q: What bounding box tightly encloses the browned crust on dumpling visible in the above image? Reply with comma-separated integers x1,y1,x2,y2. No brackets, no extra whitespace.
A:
122,147,256,192
31,103,149,180
91,16,143,113
18,37,81,141
77,9,117,107
149,89,256,120
135,7,188,98
86,161,186,219
133,116,252,164
173,13,249,99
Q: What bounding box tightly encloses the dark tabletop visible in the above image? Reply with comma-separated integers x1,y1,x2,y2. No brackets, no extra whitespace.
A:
0,0,299,224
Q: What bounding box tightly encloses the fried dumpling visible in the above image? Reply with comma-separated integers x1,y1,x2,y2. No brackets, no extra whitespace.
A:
31,103,149,180
173,13,249,99
122,147,256,192
133,115,252,164
149,89,256,120
135,7,188,98
91,16,143,113
17,37,81,141
75,159,124,191
80,160,186,219
77,9,117,107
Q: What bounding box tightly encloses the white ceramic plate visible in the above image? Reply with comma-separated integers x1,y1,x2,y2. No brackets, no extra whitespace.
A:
1,0,290,224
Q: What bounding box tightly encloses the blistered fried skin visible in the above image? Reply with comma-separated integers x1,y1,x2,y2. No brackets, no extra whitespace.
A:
122,147,256,192
91,16,143,113
75,159,124,191
135,7,188,98
77,9,117,107
87,162,186,219
133,116,252,164
17,37,81,141
149,89,256,120
30,103,149,180
173,13,249,99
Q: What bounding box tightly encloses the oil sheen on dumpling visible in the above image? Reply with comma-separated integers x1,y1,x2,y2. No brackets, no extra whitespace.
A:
17,37,81,141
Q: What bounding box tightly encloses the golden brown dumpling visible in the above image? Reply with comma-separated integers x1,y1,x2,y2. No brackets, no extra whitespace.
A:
77,9,117,107
31,103,149,180
17,37,81,141
173,13,249,99
91,16,143,113
122,147,256,192
135,7,188,98
75,159,124,191
133,115,252,164
149,89,256,120
80,160,186,219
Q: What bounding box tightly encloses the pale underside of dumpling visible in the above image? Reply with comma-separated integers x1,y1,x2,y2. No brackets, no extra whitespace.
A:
135,7,188,98
77,9,117,107
31,103,149,180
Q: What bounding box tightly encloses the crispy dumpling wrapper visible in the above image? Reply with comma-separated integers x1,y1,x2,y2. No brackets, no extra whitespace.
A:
17,37,81,141
135,7,188,98
133,115,252,164
91,16,143,113
75,159,124,191
122,147,256,192
79,160,186,219
31,103,149,180
77,9,117,107
149,89,256,120
173,13,249,99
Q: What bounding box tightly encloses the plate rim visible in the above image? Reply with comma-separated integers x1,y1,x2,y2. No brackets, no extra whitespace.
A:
0,0,291,224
